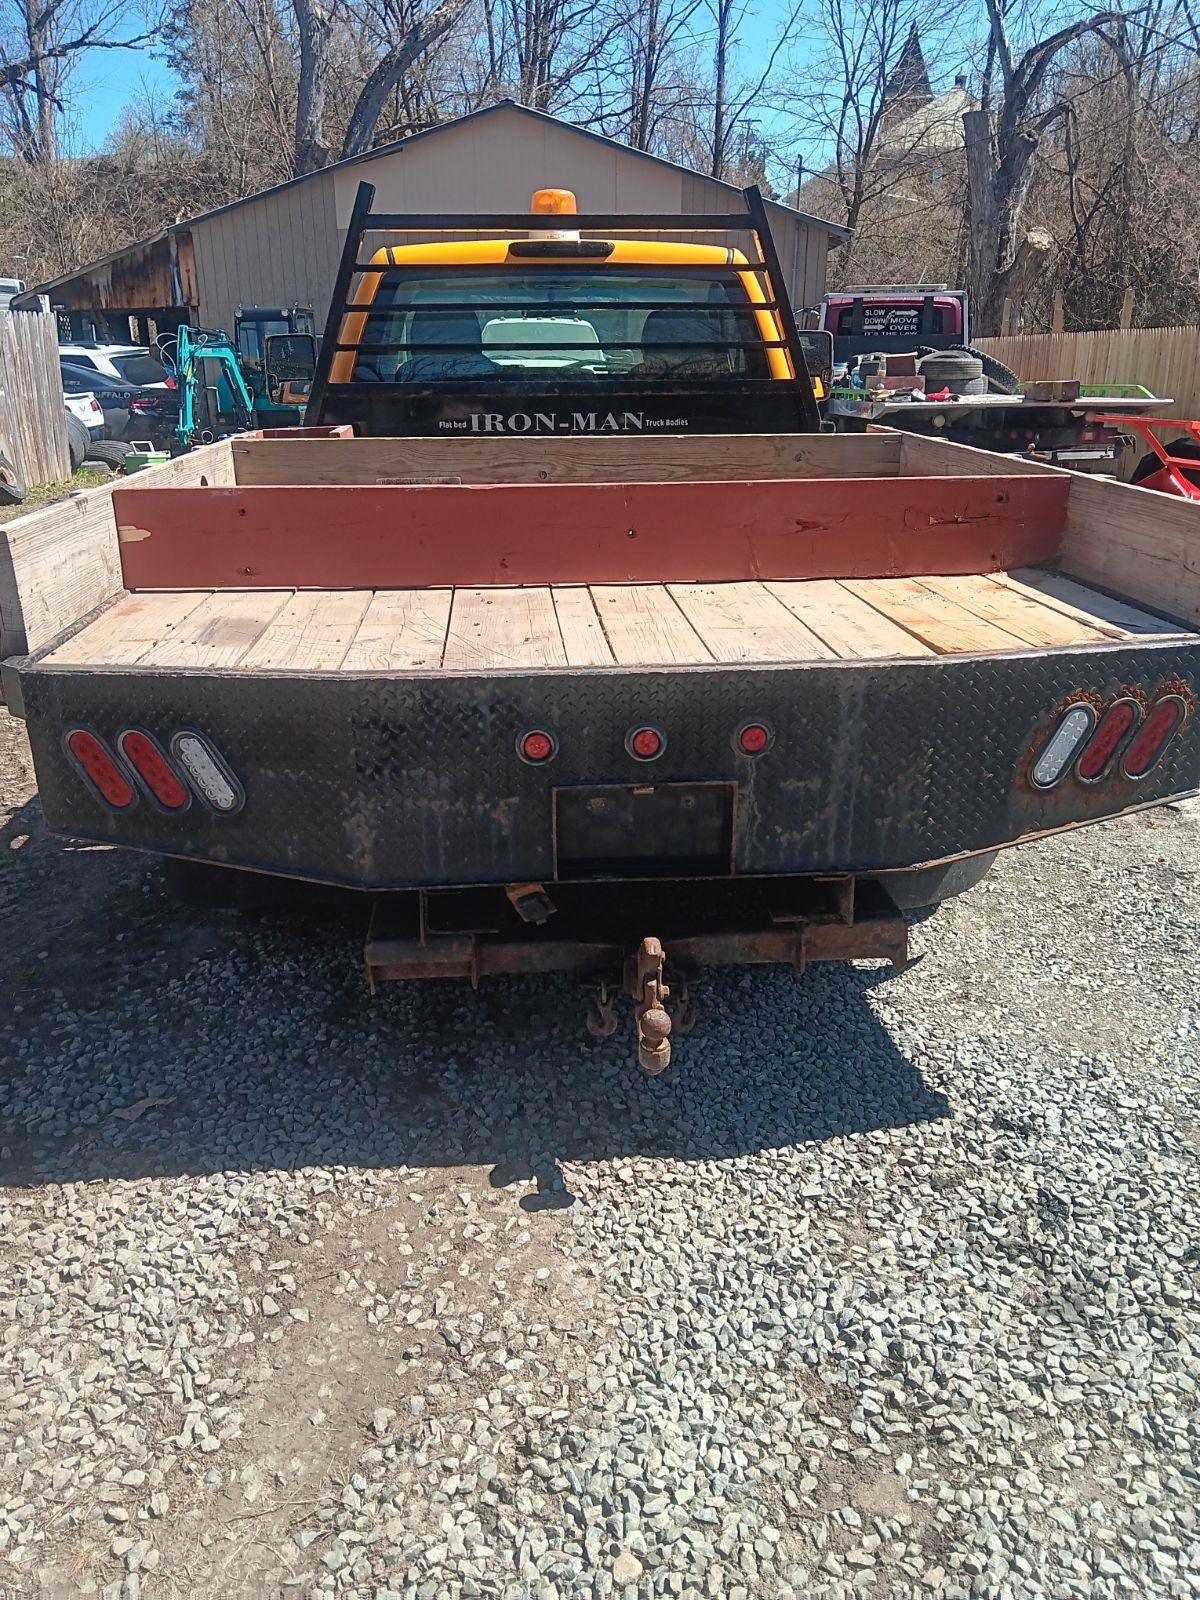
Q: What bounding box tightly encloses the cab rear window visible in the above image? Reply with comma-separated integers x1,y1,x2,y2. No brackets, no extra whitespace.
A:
349,269,770,383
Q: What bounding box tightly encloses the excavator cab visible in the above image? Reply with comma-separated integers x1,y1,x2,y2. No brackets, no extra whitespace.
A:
235,306,317,425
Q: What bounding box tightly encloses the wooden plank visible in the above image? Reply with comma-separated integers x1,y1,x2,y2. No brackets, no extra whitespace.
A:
987,571,1128,639
44,591,212,667
1000,567,1184,636
114,476,1068,591
2,491,125,662
230,431,905,487
897,431,1056,479
667,581,835,662
916,573,1111,648
238,589,372,671
842,578,1030,654
442,587,568,671
1057,473,1200,629
551,586,614,666
0,440,234,660
341,589,452,671
589,586,711,666
140,590,291,669
908,379,1200,624
766,579,935,658
0,307,72,488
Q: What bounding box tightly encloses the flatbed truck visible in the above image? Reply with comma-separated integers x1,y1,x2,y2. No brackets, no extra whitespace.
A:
4,188,1198,1071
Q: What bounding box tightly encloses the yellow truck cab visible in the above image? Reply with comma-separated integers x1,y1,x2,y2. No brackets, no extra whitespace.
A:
310,184,825,436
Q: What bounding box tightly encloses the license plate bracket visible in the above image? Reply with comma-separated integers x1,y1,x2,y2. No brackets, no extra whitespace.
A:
553,781,736,879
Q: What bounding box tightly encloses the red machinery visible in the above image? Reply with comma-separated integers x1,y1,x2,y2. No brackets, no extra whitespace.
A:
1100,416,1200,499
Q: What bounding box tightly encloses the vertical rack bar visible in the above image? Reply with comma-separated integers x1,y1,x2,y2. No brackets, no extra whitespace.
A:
307,181,378,421
743,185,822,433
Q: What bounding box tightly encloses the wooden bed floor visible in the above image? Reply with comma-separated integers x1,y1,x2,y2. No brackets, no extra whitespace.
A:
45,568,1188,673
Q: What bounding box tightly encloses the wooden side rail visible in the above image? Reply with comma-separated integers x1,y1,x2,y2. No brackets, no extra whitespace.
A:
229,430,905,487
113,475,1069,591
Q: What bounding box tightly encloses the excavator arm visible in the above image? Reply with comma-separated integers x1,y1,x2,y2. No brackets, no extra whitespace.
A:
162,326,256,449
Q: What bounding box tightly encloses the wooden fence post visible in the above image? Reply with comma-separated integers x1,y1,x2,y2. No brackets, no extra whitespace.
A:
1119,288,1135,330
1001,297,1013,337
0,307,72,487
1051,292,1065,334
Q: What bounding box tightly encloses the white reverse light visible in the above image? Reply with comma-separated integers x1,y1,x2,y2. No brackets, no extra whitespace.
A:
1030,704,1095,789
171,732,244,813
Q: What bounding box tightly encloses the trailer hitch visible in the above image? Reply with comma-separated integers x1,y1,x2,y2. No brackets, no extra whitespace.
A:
626,935,672,1075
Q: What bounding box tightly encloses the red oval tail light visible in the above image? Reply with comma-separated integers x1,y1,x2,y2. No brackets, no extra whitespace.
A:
119,730,190,810
1121,696,1186,779
1077,699,1139,782
65,729,135,809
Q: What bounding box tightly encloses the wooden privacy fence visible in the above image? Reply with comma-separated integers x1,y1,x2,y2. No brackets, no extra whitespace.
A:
977,324,1200,419
0,307,72,488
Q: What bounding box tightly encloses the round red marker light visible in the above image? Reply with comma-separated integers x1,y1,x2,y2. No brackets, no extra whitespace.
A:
518,729,556,763
737,722,771,755
628,725,664,761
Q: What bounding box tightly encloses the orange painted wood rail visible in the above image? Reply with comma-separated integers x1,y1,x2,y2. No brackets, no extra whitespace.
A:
114,476,1069,591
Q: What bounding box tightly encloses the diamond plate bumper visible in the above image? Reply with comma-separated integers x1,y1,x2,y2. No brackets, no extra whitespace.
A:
11,640,1200,889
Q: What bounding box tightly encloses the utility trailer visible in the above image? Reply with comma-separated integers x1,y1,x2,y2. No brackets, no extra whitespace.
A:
3,189,1199,1072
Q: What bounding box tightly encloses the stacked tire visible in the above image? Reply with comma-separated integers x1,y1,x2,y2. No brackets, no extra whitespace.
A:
917,350,987,395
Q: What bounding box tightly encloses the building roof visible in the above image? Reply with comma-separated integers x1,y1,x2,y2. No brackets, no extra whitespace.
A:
883,26,933,112
185,100,850,238
35,100,848,295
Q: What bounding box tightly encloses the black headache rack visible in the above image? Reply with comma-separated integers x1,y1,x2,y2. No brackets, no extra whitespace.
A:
306,181,822,437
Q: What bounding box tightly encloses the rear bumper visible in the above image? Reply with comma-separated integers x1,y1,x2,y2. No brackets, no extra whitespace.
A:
10,642,1200,888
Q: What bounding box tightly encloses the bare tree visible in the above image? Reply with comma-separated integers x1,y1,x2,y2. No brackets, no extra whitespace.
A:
705,0,798,180
1046,2,1200,326
622,0,701,151
0,0,159,160
164,0,297,191
791,0,958,241
339,0,471,156
962,0,1127,333
292,0,332,172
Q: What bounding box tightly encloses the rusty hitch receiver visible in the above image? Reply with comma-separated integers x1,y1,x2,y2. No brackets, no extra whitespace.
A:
363,876,910,1072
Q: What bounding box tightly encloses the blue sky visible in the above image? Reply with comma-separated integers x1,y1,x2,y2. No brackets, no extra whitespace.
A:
65,2,966,161
70,45,181,148
66,0,822,152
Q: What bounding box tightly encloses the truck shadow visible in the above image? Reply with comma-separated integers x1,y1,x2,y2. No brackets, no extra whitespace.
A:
0,804,949,1192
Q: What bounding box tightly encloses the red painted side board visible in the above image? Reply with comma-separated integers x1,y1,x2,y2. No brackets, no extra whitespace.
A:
115,476,1069,591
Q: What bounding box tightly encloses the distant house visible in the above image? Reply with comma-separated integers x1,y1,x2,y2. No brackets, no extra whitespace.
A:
879,30,975,171
793,30,975,214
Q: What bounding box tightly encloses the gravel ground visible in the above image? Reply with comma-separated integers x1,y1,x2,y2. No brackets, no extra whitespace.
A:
1,701,1198,1600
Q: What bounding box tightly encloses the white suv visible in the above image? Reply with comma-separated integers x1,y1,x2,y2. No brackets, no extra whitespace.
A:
58,342,172,390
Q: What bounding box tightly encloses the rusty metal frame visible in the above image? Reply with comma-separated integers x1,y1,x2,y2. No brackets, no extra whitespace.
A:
363,878,908,994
